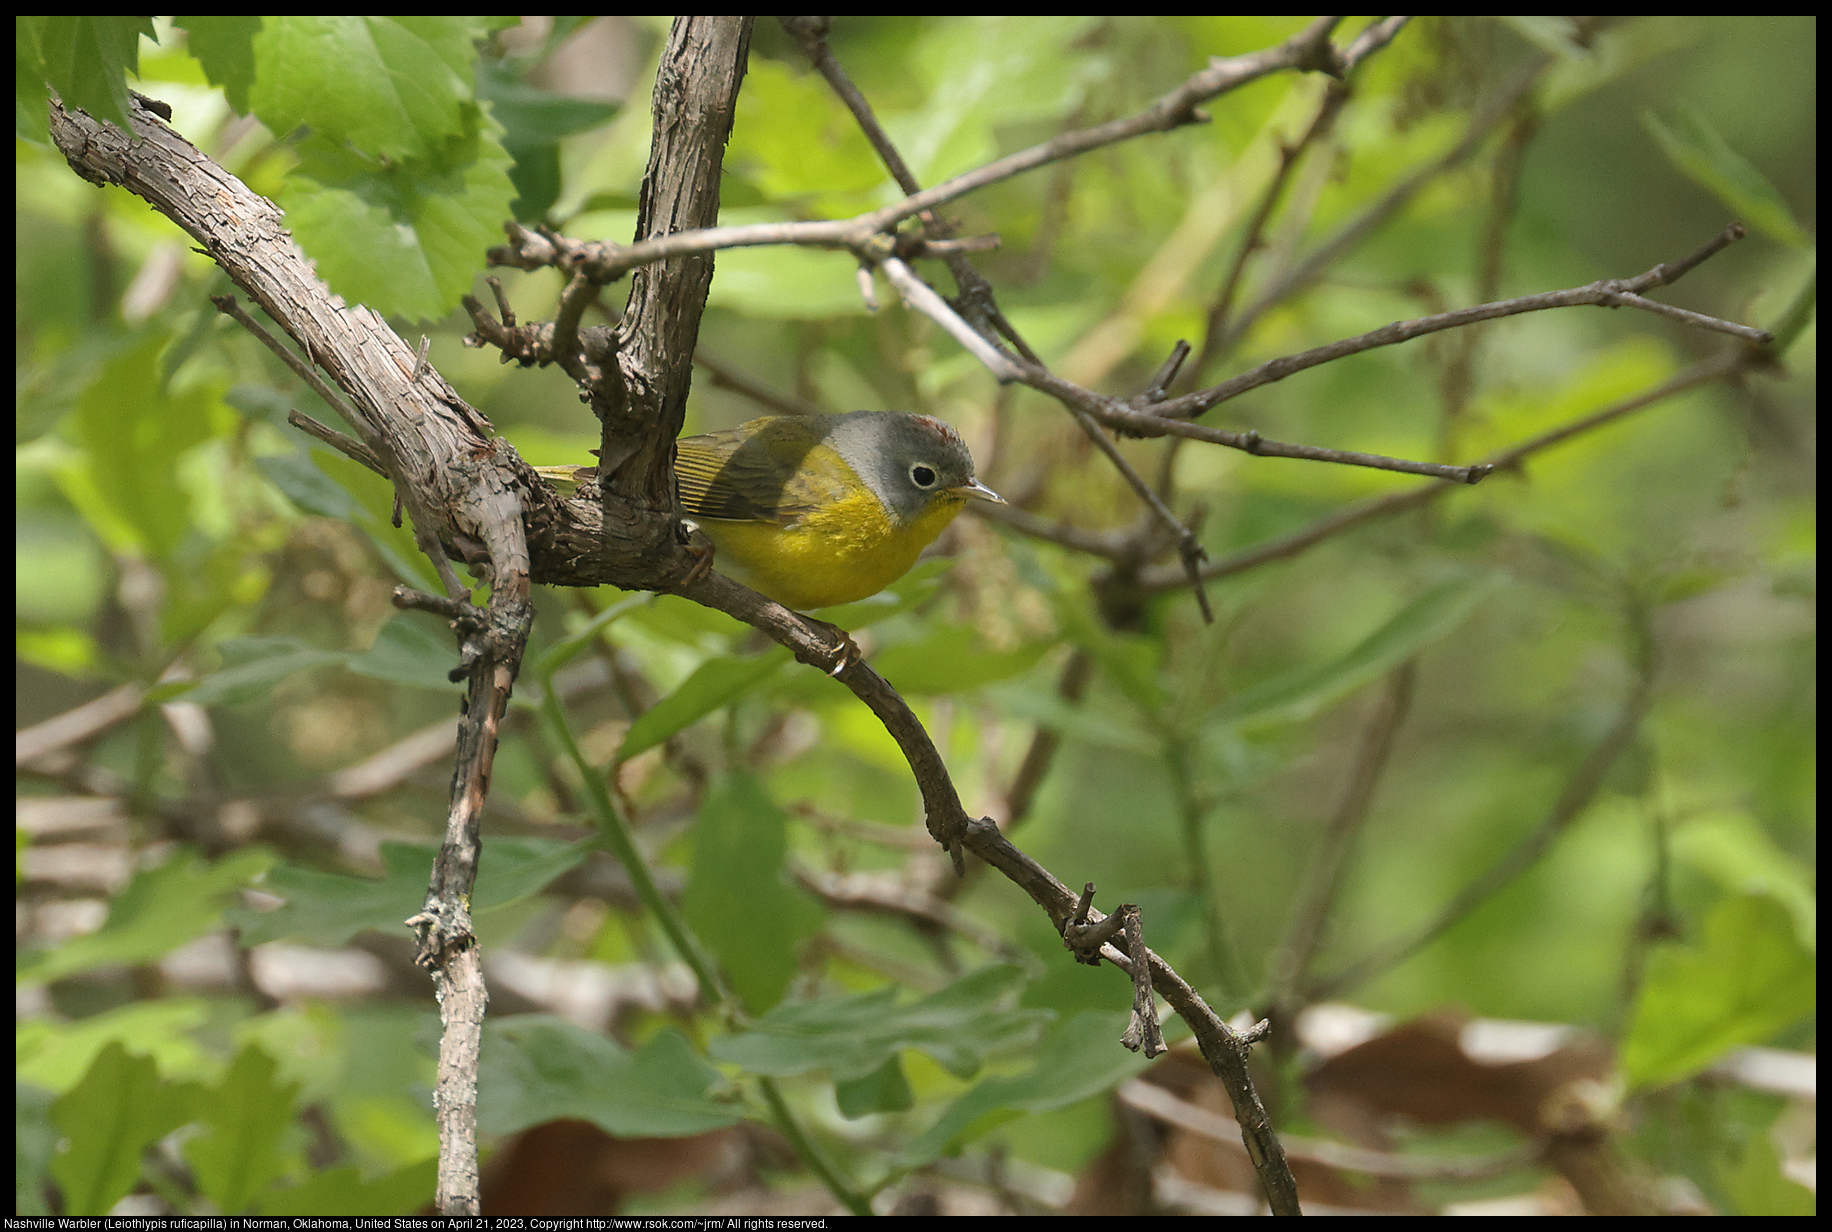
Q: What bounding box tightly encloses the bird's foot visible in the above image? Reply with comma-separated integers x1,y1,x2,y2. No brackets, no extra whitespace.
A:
801,616,862,677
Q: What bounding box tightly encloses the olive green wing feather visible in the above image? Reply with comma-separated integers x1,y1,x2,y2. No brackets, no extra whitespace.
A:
676,427,835,525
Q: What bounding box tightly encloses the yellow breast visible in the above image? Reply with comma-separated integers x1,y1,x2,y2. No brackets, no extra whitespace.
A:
699,488,967,610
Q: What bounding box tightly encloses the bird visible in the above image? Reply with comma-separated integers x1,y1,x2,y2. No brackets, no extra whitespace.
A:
539,411,1003,611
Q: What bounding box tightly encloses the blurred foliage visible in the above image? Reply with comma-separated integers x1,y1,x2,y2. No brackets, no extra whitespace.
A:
16,15,1814,1216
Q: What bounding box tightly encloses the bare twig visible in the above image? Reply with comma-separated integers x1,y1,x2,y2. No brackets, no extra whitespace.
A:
490,17,1352,287
16,683,148,766
1134,348,1754,593
1154,224,1767,423
1337,15,1413,71
692,350,828,418
1120,906,1168,1058
211,295,374,450
880,256,1024,382
1062,404,1215,621
679,568,1301,1213
286,409,387,477
1025,363,1494,482
1217,49,1558,358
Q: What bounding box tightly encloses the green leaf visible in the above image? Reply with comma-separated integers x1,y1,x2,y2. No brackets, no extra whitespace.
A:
176,636,346,707
29,16,153,133
247,18,515,318
1670,810,1816,944
899,1010,1155,1165
710,965,1049,1083
477,61,619,221
17,847,274,984
280,100,518,320
228,842,429,948
15,1083,57,1216
728,60,885,210
254,452,362,521
1211,573,1501,729
248,17,481,163
229,839,592,948
258,1159,437,1217
65,331,222,559
682,774,823,1014
16,1000,213,1095
282,110,520,320
182,1045,299,1213
619,648,790,762
835,1054,914,1119
343,615,464,692
1720,1125,1816,1216
1622,894,1816,1090
480,72,620,146
304,449,445,592
177,16,261,113
50,1043,197,1215
871,624,1054,695
1643,107,1810,248
473,837,598,913
1051,587,1166,712
477,1018,740,1138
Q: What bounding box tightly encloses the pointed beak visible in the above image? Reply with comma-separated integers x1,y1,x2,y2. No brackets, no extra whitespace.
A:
956,477,1006,505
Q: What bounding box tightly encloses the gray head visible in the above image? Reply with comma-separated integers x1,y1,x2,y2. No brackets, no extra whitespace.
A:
824,411,1003,525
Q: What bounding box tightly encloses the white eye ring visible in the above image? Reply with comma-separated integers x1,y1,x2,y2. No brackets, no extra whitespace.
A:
910,464,938,488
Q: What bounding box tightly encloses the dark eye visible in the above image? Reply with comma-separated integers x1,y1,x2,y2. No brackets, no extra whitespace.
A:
910,464,937,488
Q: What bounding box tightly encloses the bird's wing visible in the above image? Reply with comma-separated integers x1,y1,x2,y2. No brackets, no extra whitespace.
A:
676,428,826,524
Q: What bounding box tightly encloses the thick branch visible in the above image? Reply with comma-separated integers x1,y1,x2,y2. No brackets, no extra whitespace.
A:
601,17,754,505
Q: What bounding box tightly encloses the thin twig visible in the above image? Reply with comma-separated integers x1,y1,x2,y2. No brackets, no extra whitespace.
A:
759,1077,873,1216
678,568,1302,1214
880,256,1024,382
691,350,829,418
211,295,372,448
1190,81,1349,388
287,409,387,476
1028,364,1494,482
1062,405,1214,621
1215,49,1558,358
491,17,1353,287
1120,906,1168,1058
1337,15,1413,71
1154,224,1766,423
1133,349,1751,592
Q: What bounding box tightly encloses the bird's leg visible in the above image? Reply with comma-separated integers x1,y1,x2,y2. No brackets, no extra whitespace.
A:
676,542,716,589
672,517,716,589
799,616,862,677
